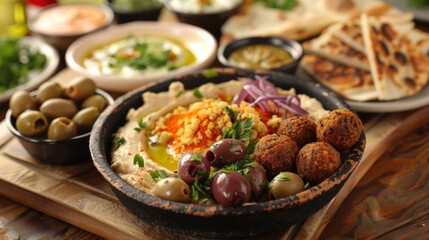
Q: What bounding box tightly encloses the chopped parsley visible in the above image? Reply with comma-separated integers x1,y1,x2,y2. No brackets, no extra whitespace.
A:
202,68,218,78
134,118,148,132
150,169,168,182
255,0,298,10
222,107,254,141
193,88,203,98
133,154,144,167
112,137,126,151
191,153,202,162
190,177,211,202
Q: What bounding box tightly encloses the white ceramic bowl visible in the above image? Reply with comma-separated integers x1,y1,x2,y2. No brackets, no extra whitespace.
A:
65,21,217,92
0,37,59,103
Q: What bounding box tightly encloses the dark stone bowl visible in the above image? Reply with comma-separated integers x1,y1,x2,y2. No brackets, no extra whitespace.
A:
218,36,304,75
90,68,365,238
6,89,114,165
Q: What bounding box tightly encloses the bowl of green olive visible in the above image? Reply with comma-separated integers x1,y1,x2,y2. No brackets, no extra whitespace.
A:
6,77,114,165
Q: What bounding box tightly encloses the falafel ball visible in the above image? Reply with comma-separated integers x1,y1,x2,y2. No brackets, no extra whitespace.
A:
254,134,299,179
317,109,363,151
296,142,341,184
277,116,317,148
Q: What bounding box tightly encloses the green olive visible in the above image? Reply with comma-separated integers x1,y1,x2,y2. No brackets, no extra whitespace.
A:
81,94,109,112
65,78,96,101
47,117,77,140
36,81,63,102
269,172,305,200
72,107,100,133
9,91,37,117
15,110,48,137
152,177,191,203
40,98,78,121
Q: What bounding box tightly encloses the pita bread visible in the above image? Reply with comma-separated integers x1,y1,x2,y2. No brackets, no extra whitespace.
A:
301,54,377,101
221,0,391,42
361,14,429,100
305,25,369,71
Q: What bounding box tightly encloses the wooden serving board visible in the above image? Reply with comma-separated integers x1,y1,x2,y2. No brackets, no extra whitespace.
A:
0,69,428,240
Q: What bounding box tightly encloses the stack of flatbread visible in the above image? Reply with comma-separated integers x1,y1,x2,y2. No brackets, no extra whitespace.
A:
301,11,429,101
221,0,392,42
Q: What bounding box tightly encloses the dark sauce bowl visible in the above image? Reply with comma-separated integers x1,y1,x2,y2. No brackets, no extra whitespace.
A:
90,68,365,238
218,37,304,74
107,0,162,23
6,89,114,165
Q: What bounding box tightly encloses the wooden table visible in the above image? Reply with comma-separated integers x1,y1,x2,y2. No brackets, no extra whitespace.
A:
1,10,429,240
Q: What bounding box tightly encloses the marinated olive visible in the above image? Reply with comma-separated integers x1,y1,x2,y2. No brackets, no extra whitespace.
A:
36,81,63,102
65,78,96,101
206,138,246,168
72,107,100,133
47,117,78,140
177,152,210,185
246,163,268,197
269,172,304,200
81,94,109,112
211,170,251,206
9,91,37,117
16,110,48,137
152,177,191,203
40,98,78,120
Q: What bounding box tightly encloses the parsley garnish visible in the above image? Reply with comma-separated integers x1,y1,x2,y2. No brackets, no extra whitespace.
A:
190,177,211,202
193,88,203,98
133,154,144,167
134,118,148,132
150,170,168,182
112,137,126,151
255,0,298,10
191,153,202,162
222,107,254,141
202,68,218,78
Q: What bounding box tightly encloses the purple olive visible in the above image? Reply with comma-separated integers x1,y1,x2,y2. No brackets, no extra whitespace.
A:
246,163,268,197
211,170,251,206
206,138,246,168
177,152,210,185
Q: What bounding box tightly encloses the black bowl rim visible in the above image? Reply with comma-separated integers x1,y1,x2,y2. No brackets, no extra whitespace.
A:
163,0,244,16
218,36,304,72
6,88,115,144
91,67,365,217
28,2,114,37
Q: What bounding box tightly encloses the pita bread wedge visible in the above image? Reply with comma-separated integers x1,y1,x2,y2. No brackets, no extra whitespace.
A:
361,14,429,100
301,54,378,101
305,27,370,71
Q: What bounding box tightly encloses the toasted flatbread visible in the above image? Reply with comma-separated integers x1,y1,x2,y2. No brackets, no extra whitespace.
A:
301,54,378,101
305,26,369,71
361,14,429,100
221,0,391,42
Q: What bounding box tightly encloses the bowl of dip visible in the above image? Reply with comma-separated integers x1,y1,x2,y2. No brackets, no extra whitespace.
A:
66,21,217,92
90,68,365,238
29,3,114,54
163,0,244,39
218,37,304,74
107,0,162,23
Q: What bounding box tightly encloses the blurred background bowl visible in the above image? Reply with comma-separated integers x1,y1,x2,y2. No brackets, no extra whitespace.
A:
28,3,114,55
107,0,162,23
66,21,217,92
218,36,303,74
6,88,114,165
90,68,365,238
163,0,244,39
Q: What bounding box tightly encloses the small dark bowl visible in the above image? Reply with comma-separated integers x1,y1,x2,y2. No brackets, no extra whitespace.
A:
6,89,114,165
107,0,162,24
218,37,304,74
90,68,365,238
28,3,114,55
163,0,243,39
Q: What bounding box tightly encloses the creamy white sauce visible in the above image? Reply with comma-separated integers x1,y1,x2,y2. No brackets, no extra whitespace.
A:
168,0,242,13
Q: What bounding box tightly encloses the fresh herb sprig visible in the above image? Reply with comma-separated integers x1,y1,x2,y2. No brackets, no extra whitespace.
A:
150,169,168,182
222,107,254,141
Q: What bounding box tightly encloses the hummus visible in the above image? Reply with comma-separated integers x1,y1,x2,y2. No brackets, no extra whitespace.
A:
111,80,328,194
